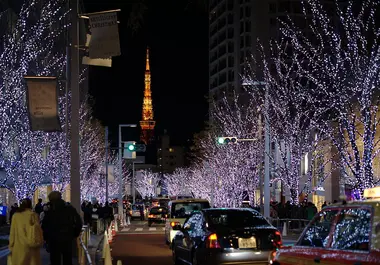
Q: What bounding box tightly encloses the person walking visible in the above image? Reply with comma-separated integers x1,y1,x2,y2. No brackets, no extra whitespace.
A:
42,191,82,265
9,198,43,265
34,198,43,216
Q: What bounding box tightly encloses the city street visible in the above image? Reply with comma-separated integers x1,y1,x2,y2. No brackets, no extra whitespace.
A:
111,221,171,265
110,220,298,265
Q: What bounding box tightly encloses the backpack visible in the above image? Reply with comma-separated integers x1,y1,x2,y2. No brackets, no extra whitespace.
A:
27,213,44,248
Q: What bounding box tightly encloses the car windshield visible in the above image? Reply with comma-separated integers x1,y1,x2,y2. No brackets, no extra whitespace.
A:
150,207,167,214
207,210,270,229
171,202,210,218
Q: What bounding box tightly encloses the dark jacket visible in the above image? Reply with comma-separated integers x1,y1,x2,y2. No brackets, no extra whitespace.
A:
42,199,82,242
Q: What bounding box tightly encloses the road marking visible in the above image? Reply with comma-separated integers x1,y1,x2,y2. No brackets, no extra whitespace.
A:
135,228,143,231
122,228,130,232
149,227,156,231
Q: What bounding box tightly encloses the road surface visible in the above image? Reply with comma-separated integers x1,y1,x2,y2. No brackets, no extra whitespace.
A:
110,220,297,265
111,221,171,265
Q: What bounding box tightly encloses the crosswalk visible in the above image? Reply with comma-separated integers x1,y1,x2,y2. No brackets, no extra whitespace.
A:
120,225,166,234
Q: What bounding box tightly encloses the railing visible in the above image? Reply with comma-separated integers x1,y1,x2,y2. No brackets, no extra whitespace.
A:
78,225,92,265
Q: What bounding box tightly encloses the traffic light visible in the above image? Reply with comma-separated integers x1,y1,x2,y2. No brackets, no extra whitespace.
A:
127,143,135,151
217,137,238,144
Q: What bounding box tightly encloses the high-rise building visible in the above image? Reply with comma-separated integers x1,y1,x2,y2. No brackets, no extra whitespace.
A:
140,47,156,145
209,0,335,105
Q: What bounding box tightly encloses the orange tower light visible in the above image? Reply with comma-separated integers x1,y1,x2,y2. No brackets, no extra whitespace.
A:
140,47,156,144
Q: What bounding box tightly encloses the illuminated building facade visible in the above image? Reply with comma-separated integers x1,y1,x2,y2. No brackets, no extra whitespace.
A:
140,47,156,144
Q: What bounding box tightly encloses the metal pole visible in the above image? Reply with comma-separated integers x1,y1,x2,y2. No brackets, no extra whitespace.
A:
264,88,270,219
65,46,70,148
70,0,81,213
105,126,109,202
132,162,135,204
118,126,124,224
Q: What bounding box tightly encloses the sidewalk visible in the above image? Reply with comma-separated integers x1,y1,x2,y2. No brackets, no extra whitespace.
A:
0,233,103,265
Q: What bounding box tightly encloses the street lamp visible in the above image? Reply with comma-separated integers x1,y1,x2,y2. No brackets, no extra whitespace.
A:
242,79,270,219
118,124,137,226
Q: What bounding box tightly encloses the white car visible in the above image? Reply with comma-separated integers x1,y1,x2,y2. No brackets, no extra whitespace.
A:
131,204,145,220
164,198,210,245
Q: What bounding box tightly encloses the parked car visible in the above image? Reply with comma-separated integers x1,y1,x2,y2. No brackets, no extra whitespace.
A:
165,198,210,245
148,206,168,226
172,208,281,265
273,186,380,265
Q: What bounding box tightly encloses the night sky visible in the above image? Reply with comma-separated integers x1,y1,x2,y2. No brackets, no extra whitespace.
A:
82,0,209,146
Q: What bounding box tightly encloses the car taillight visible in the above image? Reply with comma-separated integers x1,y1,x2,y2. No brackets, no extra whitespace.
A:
272,231,282,248
148,214,154,218
170,221,180,227
206,233,221,248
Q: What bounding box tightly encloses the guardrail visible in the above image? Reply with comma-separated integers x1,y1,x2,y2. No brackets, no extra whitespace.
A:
78,225,92,265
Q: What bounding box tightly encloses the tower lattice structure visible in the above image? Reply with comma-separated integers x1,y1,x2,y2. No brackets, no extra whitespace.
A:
140,47,156,144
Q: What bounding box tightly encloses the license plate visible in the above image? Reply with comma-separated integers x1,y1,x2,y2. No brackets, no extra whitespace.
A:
238,237,256,249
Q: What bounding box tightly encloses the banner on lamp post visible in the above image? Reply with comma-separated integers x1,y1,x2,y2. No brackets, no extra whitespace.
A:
82,34,112,67
102,164,115,182
25,76,61,132
89,12,121,59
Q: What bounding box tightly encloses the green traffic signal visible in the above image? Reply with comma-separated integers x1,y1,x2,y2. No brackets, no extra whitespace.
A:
128,144,135,151
217,137,225,144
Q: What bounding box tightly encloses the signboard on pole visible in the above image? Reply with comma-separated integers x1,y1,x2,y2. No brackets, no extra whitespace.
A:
25,76,61,132
102,164,115,182
82,34,112,67
89,12,121,59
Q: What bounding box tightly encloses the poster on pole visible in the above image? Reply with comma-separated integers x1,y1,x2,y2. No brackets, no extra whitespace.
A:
89,12,121,59
25,76,61,132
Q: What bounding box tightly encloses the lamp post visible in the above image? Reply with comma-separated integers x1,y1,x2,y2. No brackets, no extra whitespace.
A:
70,0,81,213
118,124,137,226
242,80,270,218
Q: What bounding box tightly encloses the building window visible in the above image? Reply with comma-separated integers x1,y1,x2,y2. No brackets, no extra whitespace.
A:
228,13,234,24
228,28,234,39
245,35,251,47
245,6,251,17
240,36,244,48
228,42,234,53
245,21,251,32
269,2,276,13
228,0,234,11
169,148,174,152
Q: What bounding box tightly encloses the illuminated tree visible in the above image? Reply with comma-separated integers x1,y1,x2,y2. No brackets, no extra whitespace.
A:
0,0,68,200
135,169,159,199
280,0,380,195
164,168,191,196
188,94,262,207
244,39,331,204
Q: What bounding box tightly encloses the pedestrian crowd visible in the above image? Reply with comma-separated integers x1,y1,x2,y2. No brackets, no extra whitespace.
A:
8,191,82,265
81,201,114,234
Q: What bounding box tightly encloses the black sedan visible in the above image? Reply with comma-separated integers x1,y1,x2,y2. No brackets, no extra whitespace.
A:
148,206,168,227
172,208,282,265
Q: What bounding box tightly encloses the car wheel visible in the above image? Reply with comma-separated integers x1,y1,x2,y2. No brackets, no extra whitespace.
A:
172,244,181,265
